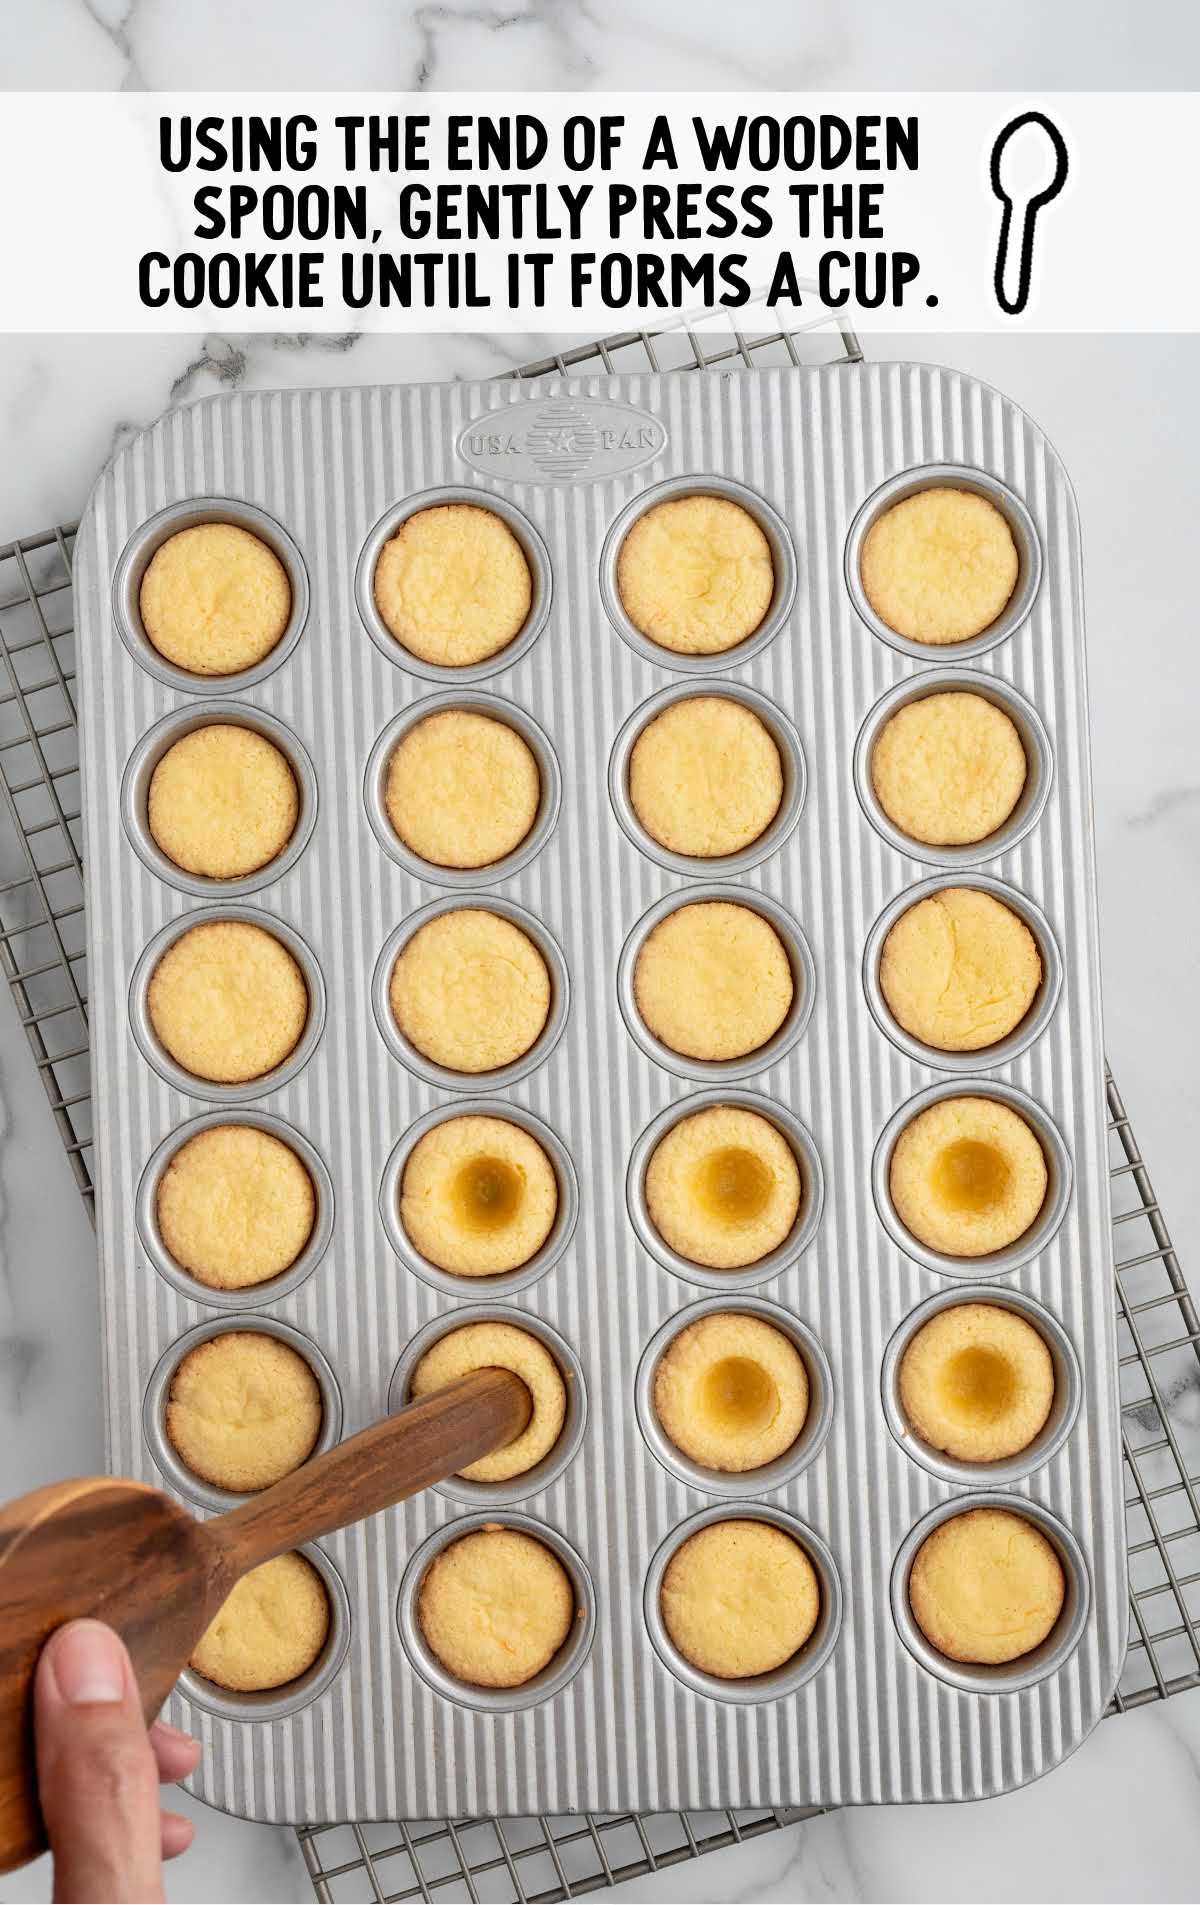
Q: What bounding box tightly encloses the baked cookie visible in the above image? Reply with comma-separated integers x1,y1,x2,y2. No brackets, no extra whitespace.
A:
660,1519,819,1679
629,696,784,859
871,691,1027,846
633,902,793,1063
373,504,532,668
156,1123,316,1291
139,523,291,676
191,1551,330,1692
899,1302,1055,1463
147,919,308,1085
617,495,774,656
410,1321,566,1482
889,1095,1048,1258
389,908,551,1074
165,1331,322,1493
385,708,540,870
654,1313,808,1472
908,1507,1065,1665
644,1103,801,1269
400,1113,558,1277
860,487,1019,646
148,723,299,880
879,886,1042,1052
418,1527,574,1689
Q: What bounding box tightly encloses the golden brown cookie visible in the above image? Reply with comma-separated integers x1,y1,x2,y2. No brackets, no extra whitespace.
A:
633,902,793,1063
654,1313,808,1472
871,691,1027,846
629,696,784,858
899,1302,1055,1463
908,1507,1065,1665
191,1551,330,1691
373,504,532,667
410,1321,566,1481
148,723,299,880
139,523,291,676
147,919,308,1085
418,1527,574,1689
156,1123,316,1291
617,495,774,656
879,887,1042,1052
165,1331,322,1492
861,487,1018,646
400,1114,558,1277
385,708,540,869
644,1104,801,1269
389,908,551,1074
660,1520,819,1679
889,1096,1048,1258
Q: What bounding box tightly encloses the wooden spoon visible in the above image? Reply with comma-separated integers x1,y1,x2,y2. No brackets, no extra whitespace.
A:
0,1365,530,1874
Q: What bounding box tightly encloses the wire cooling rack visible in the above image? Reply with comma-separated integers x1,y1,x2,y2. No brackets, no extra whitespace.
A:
0,319,1197,1903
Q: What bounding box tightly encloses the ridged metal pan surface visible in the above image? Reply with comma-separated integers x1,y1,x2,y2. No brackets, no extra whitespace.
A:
73,362,1125,1820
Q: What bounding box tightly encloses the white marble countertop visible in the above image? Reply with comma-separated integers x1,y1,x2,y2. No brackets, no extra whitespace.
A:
2,5,1200,1901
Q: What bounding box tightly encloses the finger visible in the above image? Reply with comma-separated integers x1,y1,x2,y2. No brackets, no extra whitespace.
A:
149,1720,201,1785
160,1810,195,1861
35,1620,165,1905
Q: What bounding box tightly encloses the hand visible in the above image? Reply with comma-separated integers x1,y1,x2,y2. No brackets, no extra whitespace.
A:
34,1619,201,1904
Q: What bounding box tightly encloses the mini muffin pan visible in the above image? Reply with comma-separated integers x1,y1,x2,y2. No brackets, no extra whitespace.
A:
75,363,1124,1822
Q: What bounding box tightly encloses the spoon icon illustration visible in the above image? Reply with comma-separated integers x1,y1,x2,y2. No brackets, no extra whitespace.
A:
990,111,1068,316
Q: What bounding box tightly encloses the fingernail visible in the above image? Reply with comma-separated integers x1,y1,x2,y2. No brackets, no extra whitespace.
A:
151,1718,197,1748
50,1621,126,1705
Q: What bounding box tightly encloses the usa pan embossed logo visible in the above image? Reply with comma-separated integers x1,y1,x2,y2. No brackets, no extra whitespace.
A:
457,397,667,486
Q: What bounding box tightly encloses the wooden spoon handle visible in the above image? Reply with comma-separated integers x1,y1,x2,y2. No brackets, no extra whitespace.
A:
212,1367,530,1576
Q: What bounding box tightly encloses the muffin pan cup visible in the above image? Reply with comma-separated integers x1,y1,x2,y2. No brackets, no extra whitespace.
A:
881,1283,1082,1487
635,1294,835,1498
388,1304,588,1506
872,1077,1074,1280
396,1511,597,1715
599,473,798,675
136,1107,335,1312
112,496,310,696
607,679,807,880
176,1540,353,1725
844,463,1043,664
627,1088,824,1291
643,1502,843,1705
862,871,1064,1074
355,485,553,685
371,893,570,1094
617,884,816,1086
121,700,319,900
852,668,1054,869
364,689,562,888
142,1313,344,1513
890,1494,1091,1695
77,364,1124,1817
128,904,327,1105
379,1098,580,1302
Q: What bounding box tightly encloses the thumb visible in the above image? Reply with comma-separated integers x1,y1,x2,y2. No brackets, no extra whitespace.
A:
34,1620,165,1905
